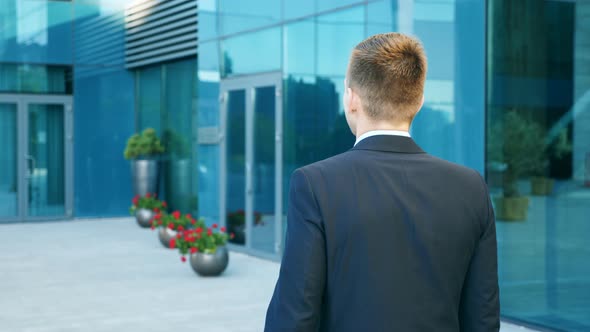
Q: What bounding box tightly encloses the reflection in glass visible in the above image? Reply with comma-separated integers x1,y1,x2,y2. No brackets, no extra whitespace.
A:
0,64,72,94
137,66,162,133
226,90,246,246
252,86,276,254
488,0,590,330
221,27,281,77
220,0,281,35
0,0,73,64
28,104,65,217
0,104,18,218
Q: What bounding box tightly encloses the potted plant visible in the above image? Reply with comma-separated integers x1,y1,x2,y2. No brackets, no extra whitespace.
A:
226,210,263,245
162,129,193,212
129,193,167,228
530,128,571,196
488,111,545,221
171,220,232,276
124,128,165,197
150,211,197,248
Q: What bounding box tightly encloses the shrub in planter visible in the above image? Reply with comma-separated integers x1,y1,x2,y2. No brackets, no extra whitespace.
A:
151,211,197,248
226,210,263,244
124,128,165,160
129,193,167,228
172,220,233,276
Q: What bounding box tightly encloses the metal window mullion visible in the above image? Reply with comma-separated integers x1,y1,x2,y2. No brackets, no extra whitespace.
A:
245,87,254,250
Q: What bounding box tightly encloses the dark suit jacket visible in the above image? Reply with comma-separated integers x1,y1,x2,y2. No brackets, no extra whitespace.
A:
265,135,500,332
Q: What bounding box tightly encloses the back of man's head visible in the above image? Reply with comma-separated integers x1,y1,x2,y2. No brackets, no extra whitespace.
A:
348,33,427,123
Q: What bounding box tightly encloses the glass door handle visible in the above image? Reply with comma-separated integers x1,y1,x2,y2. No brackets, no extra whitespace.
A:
25,155,36,179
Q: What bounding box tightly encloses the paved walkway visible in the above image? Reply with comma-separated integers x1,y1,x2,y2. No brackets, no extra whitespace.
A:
0,218,535,332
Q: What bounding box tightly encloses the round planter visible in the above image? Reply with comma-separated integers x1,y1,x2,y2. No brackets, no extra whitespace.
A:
190,246,229,277
131,159,160,197
135,208,154,228
158,227,178,248
493,196,530,221
165,159,193,212
531,177,554,196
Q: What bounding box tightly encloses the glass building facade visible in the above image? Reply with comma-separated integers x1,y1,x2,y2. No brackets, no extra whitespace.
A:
0,0,588,330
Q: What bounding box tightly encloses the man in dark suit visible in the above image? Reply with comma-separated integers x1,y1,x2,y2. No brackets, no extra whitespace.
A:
265,33,500,332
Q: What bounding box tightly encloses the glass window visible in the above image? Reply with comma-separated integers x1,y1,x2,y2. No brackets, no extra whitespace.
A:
318,0,364,13
221,27,281,77
316,6,365,77
365,0,486,171
487,1,590,330
137,66,162,133
199,0,219,41
284,0,315,20
135,58,199,215
284,18,316,75
0,0,73,64
197,42,221,222
0,64,72,94
74,67,134,217
0,104,18,218
219,0,281,36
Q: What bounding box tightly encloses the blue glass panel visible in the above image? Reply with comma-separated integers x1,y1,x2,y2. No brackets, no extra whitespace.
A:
219,0,281,35
137,66,162,133
284,0,315,20
0,64,72,94
74,67,134,217
317,6,365,77
199,0,219,41
284,19,315,75
488,0,590,330
0,0,73,64
221,27,281,77
365,0,485,173
197,42,221,222
0,104,18,219
318,0,364,13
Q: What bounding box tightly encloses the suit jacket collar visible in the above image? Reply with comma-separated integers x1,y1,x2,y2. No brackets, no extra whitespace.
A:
351,135,425,154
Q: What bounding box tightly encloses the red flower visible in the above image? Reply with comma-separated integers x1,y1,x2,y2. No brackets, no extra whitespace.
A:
185,213,192,220
132,197,139,205
212,223,218,229
172,211,181,219
181,256,186,263
162,201,167,208
146,193,151,198
176,233,182,239
158,220,163,225
190,247,198,254
155,213,162,220
207,228,213,236
169,239,176,249
177,225,185,232
220,227,226,233
196,227,203,234
230,233,235,239
190,219,196,225
153,207,160,213
168,223,175,230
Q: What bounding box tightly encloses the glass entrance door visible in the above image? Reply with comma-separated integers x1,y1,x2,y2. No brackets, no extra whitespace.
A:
0,94,73,222
220,73,283,259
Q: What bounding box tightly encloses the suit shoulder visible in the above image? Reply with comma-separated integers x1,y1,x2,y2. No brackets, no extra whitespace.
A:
296,150,355,177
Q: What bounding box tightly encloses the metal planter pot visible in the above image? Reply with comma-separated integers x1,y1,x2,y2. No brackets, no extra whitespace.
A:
158,227,178,248
131,159,159,197
135,208,154,228
190,246,229,277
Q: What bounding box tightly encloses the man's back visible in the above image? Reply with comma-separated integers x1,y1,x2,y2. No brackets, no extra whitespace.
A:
265,135,500,331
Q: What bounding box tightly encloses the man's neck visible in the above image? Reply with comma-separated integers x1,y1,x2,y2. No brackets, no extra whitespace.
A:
355,121,410,139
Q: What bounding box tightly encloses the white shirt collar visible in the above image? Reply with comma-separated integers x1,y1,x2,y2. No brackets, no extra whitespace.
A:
354,130,411,146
